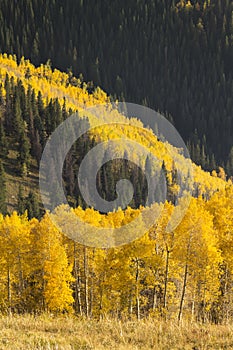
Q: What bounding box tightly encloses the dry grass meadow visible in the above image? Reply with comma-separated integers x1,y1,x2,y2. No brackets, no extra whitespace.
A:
0,314,233,349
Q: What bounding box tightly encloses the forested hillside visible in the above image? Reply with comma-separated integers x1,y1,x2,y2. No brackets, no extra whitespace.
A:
1,2,233,349
0,54,227,215
0,0,232,172
0,54,233,324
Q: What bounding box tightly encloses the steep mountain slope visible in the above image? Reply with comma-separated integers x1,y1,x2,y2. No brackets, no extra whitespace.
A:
0,0,232,169
0,54,228,215
0,54,233,323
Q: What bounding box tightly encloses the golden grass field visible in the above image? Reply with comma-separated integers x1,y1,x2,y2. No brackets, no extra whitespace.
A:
0,315,233,349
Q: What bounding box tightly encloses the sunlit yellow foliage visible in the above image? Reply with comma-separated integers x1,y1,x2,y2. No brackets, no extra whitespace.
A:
0,54,232,321
0,53,109,113
0,53,227,198
31,214,74,312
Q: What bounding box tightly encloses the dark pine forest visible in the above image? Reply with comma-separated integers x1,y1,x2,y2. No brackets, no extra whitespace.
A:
0,0,232,172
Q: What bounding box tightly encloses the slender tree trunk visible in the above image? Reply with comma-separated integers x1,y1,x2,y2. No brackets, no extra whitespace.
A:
152,285,157,310
202,271,207,323
89,249,95,318
77,269,83,316
83,246,89,317
99,285,103,319
178,262,188,323
163,247,170,310
18,253,24,296
73,243,82,316
191,292,196,323
128,289,133,318
73,244,78,311
178,232,193,323
90,274,94,318
42,269,46,311
7,267,11,315
135,258,140,320
223,266,228,322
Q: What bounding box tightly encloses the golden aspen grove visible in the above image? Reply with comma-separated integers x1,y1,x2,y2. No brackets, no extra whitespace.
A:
0,0,233,347
0,52,233,349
